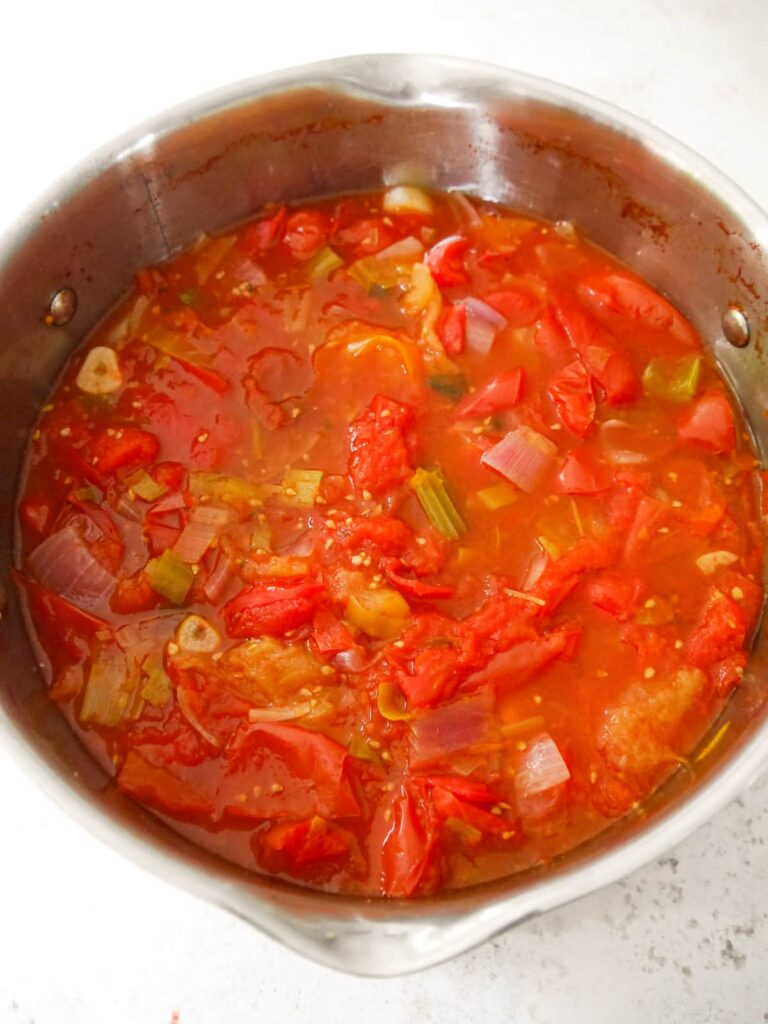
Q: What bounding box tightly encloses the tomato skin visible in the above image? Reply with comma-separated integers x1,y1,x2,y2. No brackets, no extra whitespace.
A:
455,369,524,418
239,206,286,253
111,570,161,614
92,427,159,476
348,395,416,496
554,295,639,405
585,572,637,620
312,608,355,654
431,787,509,834
335,216,395,257
369,786,433,897
381,558,455,600
548,359,595,436
118,751,214,815
438,302,466,355
153,461,187,491
260,817,353,867
578,273,698,350
483,287,543,327
679,390,736,453
426,235,470,287
222,580,324,638
535,307,573,364
175,357,230,394
557,452,604,494
283,210,329,259
686,587,747,668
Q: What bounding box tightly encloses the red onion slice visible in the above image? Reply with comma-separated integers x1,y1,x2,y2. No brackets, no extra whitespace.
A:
28,524,115,607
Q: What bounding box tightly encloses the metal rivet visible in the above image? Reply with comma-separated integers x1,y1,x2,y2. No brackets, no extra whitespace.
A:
47,287,77,326
722,306,750,348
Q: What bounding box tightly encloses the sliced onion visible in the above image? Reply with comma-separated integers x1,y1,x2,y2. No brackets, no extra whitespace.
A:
247,702,313,723
374,236,424,261
203,552,231,603
463,297,508,354
173,506,233,564
520,541,549,590
481,426,558,493
150,492,187,515
334,646,373,673
449,191,483,227
176,683,220,747
599,419,649,465
278,530,316,558
114,495,143,523
515,733,570,799
410,690,496,769
28,523,115,607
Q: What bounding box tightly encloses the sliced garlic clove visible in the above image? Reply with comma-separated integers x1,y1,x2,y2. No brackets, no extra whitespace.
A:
176,613,221,653
75,346,123,395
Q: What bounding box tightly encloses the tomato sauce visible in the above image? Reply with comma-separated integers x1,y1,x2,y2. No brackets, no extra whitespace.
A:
16,188,764,896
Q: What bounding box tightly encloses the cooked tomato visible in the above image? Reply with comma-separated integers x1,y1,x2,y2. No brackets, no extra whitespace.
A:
18,188,762,899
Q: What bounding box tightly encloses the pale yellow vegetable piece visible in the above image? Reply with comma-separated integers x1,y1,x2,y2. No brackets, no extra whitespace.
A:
383,186,434,215
176,614,221,653
346,588,410,639
76,346,123,395
695,550,738,575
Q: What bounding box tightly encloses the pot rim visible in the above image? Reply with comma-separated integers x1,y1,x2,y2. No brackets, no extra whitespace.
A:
2,53,767,977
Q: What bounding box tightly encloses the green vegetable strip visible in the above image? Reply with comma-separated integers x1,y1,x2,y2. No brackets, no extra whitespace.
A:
282,469,324,507
427,374,466,401
129,470,167,502
189,471,264,505
308,246,343,278
140,653,172,707
642,356,701,403
80,651,142,727
409,467,466,540
146,549,195,605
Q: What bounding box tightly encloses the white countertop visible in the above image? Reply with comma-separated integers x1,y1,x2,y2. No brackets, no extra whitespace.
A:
2,1,768,1020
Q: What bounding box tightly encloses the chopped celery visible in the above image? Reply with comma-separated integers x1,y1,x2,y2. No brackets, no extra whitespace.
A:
189,471,263,506
80,651,142,727
308,246,343,278
145,549,195,605
140,653,172,707
376,681,412,721
409,467,466,540
642,355,701,403
477,482,518,511
281,468,324,507
445,816,483,844
348,733,381,763
346,589,410,639
428,374,466,401
73,483,103,503
148,330,213,367
349,257,410,289
249,521,272,551
129,470,167,502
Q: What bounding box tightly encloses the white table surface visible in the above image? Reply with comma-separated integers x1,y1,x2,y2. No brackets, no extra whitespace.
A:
2,2,768,1021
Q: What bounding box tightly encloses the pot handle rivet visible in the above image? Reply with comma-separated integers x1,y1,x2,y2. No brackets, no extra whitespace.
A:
46,287,78,327
722,306,750,348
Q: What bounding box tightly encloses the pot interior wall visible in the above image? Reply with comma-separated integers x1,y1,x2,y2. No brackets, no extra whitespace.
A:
1,61,767,932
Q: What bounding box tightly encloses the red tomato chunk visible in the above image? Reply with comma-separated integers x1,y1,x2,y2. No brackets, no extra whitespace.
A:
17,188,763,898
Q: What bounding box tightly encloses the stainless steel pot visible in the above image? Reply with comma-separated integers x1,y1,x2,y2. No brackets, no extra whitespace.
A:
1,54,767,977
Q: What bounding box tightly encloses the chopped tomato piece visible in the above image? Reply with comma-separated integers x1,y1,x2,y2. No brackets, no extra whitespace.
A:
92,427,159,476
312,608,356,654
369,786,433,897
239,206,286,253
585,572,638,620
557,451,605,494
283,210,328,259
437,302,467,355
260,816,354,866
679,390,736,453
455,369,524,418
686,587,747,669
335,216,395,256
348,395,416,496
222,581,325,638
483,287,543,327
118,751,214,815
381,558,455,600
426,235,470,287
579,273,698,350
111,570,162,614
554,295,639,405
548,359,595,436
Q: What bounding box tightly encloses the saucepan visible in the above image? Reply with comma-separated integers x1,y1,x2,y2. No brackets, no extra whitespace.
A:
1,54,767,977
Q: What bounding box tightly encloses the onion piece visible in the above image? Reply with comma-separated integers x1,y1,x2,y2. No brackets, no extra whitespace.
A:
410,690,496,769
28,523,115,607
172,506,233,564
374,235,424,261
599,419,649,465
176,614,221,653
520,541,549,590
480,426,558,493
334,646,374,673
463,297,508,354
76,346,123,395
176,683,220,747
383,186,433,215
247,702,313,723
203,552,231,603
514,733,570,799
449,191,483,227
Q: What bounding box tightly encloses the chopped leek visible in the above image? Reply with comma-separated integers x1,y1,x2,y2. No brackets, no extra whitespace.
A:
281,468,324,507
308,246,343,278
346,589,410,639
427,374,465,401
348,733,381,763
80,651,142,727
189,471,263,506
140,653,172,707
409,467,466,540
249,521,272,551
73,483,103,503
377,681,412,721
445,816,483,844
129,470,167,502
145,549,195,605
642,355,701,403
477,482,518,511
